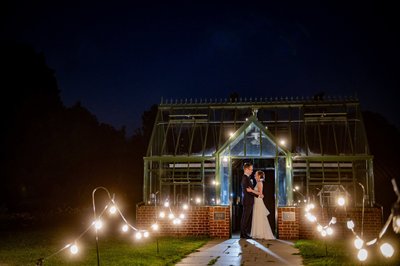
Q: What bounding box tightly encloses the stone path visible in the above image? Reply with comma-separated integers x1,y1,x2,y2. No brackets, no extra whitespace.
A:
176,237,303,266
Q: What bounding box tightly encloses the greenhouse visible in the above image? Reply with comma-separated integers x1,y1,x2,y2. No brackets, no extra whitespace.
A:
141,96,375,234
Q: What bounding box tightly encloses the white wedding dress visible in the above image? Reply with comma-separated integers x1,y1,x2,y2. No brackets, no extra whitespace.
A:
250,183,275,240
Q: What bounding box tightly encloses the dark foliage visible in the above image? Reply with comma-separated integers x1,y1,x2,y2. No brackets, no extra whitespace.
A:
0,43,155,219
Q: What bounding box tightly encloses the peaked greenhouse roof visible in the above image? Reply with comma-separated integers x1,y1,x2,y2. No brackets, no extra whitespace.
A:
146,95,370,158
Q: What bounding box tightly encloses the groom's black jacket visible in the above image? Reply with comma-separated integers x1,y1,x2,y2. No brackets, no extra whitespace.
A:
241,174,257,206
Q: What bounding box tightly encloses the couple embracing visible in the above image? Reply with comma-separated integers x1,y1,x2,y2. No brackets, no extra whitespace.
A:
240,162,275,240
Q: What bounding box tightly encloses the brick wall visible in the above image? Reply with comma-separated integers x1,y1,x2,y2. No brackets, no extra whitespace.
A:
136,205,230,237
278,206,382,240
138,205,382,240
277,207,300,239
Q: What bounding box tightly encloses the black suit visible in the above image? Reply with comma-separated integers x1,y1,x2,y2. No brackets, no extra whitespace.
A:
240,174,257,237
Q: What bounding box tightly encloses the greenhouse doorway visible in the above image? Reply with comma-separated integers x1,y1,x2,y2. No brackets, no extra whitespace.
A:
231,158,276,237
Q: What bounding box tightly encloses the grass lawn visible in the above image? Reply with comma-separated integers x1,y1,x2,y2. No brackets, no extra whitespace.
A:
0,227,209,265
295,239,400,266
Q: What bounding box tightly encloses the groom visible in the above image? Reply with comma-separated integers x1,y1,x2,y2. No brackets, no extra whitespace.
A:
240,162,261,239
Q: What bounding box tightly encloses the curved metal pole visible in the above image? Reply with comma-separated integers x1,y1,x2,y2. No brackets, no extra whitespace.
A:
358,183,365,238
92,187,113,266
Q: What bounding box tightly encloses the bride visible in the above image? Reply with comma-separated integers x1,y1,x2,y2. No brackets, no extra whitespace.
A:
249,170,275,240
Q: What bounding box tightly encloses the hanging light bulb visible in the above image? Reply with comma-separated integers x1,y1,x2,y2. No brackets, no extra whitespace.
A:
392,202,400,233
70,244,79,254
109,205,117,214
347,220,355,230
135,232,142,239
321,230,327,237
354,237,364,249
357,249,368,261
143,231,149,238
317,225,323,232
179,213,185,219
337,197,345,206
122,224,129,232
330,217,337,224
182,204,188,210
380,243,394,258
151,223,159,231
159,211,165,218
326,227,333,235
164,201,169,207
168,213,174,220
94,220,103,230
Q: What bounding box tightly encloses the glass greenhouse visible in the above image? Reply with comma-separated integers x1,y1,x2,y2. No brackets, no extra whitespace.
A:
143,96,374,217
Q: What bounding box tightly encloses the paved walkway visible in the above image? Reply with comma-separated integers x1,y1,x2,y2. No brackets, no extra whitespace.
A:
176,237,303,266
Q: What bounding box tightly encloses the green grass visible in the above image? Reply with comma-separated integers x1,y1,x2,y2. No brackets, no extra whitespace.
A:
295,239,400,266
0,228,209,265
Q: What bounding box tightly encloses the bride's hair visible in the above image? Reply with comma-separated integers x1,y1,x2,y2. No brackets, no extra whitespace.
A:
256,170,265,181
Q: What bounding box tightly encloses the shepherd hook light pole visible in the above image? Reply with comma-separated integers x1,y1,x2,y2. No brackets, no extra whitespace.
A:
92,186,113,266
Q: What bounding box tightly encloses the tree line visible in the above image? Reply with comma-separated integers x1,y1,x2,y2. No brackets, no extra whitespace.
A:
0,43,156,215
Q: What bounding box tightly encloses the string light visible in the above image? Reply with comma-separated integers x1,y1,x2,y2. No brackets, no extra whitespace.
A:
354,237,364,249
70,244,79,255
151,223,159,231
122,224,129,232
380,243,394,258
135,232,142,240
357,248,368,261
159,211,165,218
37,187,154,265
109,206,117,214
337,197,345,206
347,220,355,230
94,220,103,230
183,204,188,210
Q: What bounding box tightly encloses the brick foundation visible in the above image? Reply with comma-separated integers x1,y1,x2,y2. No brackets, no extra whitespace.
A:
137,205,230,237
137,205,382,240
278,206,382,240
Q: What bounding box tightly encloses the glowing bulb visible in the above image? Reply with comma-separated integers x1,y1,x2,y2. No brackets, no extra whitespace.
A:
357,249,368,261
305,204,315,212
330,217,337,224
122,224,129,232
280,139,286,146
317,225,323,232
326,227,333,235
151,223,159,231
159,211,165,218
380,243,394,258
70,244,78,254
94,220,103,230
164,201,169,207
109,205,117,214
179,213,185,219
143,231,149,238
135,232,142,239
337,197,345,206
321,230,327,237
347,220,355,230
222,156,228,162
183,204,188,210
354,238,364,249
195,197,201,204
168,213,174,219
295,186,299,191
229,132,234,137
306,213,316,222
173,218,181,224
394,216,400,233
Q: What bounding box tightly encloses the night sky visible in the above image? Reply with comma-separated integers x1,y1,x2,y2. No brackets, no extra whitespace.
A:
2,1,399,134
